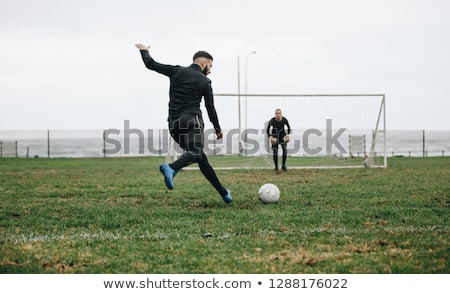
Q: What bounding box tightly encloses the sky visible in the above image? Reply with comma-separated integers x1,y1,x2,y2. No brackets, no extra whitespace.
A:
1,0,449,131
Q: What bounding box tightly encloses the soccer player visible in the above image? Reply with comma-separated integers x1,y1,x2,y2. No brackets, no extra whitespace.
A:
266,108,291,173
135,44,232,203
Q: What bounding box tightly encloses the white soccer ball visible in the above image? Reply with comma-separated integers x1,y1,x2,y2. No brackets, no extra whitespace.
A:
258,183,280,204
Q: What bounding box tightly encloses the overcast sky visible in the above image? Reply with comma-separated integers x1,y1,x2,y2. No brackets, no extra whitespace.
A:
1,0,449,131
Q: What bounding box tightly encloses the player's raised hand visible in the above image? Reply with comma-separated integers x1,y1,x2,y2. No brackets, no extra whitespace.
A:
135,44,150,50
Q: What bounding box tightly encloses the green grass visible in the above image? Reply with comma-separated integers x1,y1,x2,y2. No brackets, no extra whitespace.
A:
0,156,448,273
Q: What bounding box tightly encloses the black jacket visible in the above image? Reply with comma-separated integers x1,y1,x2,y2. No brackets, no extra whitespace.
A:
139,50,221,132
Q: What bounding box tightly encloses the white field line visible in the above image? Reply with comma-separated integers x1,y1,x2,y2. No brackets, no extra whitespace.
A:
182,166,371,170
2,226,447,244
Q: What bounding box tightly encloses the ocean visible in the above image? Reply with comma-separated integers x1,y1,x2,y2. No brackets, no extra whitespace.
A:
0,129,449,159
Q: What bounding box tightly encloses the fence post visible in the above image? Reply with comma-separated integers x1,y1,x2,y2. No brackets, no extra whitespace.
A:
15,141,18,158
103,130,106,158
159,129,162,157
47,130,50,158
363,134,367,157
0,141,2,158
422,129,425,158
348,135,352,157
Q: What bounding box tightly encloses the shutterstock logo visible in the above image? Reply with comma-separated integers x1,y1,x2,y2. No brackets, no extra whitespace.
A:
103,119,347,156
302,119,347,154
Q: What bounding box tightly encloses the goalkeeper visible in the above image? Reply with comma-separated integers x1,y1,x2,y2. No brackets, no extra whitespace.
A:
266,109,291,172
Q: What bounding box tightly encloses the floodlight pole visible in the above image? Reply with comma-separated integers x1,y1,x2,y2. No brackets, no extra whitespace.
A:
244,51,256,156
237,56,242,156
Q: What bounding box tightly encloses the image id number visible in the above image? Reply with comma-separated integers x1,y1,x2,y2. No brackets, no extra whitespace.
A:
269,278,348,289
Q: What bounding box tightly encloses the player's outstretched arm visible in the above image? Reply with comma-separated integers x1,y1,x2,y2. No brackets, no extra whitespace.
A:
135,44,176,77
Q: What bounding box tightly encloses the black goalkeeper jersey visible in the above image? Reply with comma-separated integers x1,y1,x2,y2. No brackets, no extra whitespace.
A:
139,50,221,132
266,117,291,140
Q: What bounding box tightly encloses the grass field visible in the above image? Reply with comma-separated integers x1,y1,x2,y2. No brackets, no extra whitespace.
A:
0,156,448,274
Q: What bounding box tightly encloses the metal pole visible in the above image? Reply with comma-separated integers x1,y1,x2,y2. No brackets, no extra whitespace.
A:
244,51,255,156
159,129,162,157
423,129,425,158
237,56,241,156
348,135,352,157
383,95,387,167
47,130,50,158
103,130,106,158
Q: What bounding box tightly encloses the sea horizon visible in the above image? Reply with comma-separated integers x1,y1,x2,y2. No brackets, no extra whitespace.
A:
1,129,449,159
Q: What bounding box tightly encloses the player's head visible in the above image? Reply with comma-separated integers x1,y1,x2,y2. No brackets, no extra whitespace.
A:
193,51,213,75
275,108,282,120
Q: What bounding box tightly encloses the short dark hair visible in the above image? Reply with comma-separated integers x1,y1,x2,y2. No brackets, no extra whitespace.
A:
193,51,213,61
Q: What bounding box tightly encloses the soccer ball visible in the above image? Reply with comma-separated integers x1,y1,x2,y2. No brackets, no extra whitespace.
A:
258,183,280,204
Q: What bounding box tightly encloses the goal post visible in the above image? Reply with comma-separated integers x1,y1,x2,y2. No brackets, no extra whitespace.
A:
167,94,387,169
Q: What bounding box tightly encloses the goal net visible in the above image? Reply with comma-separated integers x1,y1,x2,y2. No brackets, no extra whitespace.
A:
167,94,386,169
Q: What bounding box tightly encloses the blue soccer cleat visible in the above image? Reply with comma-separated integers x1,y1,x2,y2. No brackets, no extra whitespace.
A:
159,164,176,190
222,189,232,204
